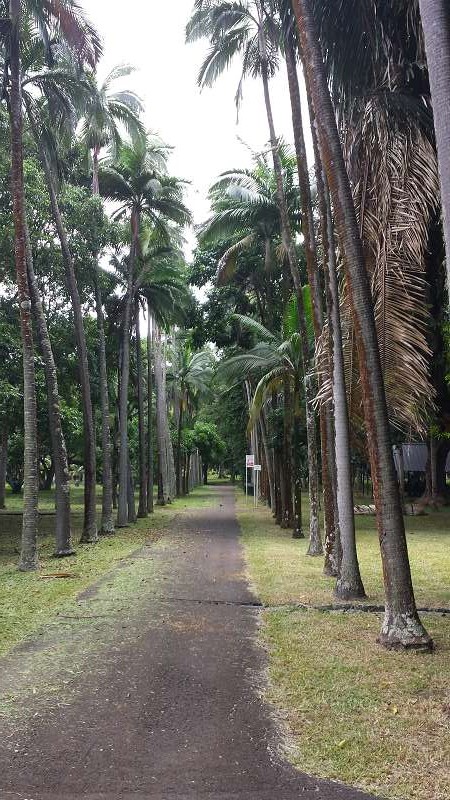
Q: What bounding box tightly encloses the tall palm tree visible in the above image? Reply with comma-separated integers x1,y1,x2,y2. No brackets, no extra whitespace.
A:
187,0,323,556
290,0,432,650
171,339,214,497
9,0,38,570
11,39,89,555
99,138,191,526
79,64,144,534
418,0,450,294
4,0,100,568
26,106,99,544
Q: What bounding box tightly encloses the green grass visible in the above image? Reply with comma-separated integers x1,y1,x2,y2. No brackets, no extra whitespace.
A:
237,492,450,800
0,483,217,658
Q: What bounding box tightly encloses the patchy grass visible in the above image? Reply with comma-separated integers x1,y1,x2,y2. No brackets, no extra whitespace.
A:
238,493,450,608
0,483,217,658
237,491,450,800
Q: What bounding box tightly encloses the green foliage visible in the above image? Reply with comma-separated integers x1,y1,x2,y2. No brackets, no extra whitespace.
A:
192,421,226,469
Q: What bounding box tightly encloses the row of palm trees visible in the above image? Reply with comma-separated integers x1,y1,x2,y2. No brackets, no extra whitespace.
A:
187,0,450,651
3,2,210,569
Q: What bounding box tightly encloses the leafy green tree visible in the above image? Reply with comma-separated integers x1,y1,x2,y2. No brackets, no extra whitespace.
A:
192,421,226,485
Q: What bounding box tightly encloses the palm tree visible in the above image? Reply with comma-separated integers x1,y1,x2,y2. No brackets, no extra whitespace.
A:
9,0,39,570
79,64,144,534
277,1,338,571
171,338,214,497
26,106,99,544
26,225,74,557
11,39,87,556
187,0,323,556
154,324,176,504
290,0,432,650
219,308,306,537
4,0,100,568
418,0,450,294
99,139,191,526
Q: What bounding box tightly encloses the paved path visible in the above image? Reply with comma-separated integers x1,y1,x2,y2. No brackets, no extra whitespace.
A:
0,485,377,799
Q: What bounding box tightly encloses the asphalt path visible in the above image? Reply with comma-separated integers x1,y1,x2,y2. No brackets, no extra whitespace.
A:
0,485,377,800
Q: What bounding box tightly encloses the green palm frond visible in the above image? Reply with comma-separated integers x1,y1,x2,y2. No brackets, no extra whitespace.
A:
231,313,276,342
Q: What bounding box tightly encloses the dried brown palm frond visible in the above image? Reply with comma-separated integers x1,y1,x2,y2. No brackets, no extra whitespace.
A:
316,92,439,438
343,95,438,433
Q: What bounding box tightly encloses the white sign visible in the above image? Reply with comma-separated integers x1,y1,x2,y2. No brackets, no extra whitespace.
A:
253,464,262,472
246,454,255,468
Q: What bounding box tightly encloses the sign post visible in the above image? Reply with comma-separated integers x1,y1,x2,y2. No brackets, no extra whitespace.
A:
253,464,261,508
245,455,254,503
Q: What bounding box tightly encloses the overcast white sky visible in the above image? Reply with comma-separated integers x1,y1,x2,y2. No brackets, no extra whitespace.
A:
85,0,311,240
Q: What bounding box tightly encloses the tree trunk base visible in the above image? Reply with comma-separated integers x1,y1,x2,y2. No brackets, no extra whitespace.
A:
334,577,366,601
377,609,433,651
323,563,339,577
18,559,39,572
307,539,323,556
54,547,76,558
292,529,305,539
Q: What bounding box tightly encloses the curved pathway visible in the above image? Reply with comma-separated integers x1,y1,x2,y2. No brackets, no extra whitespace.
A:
0,485,377,799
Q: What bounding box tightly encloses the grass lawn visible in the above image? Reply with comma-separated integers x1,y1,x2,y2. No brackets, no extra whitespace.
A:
237,491,450,800
0,483,216,658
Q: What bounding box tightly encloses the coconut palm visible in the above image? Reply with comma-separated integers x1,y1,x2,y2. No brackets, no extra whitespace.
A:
79,64,145,192
200,146,300,286
290,0,432,649
99,139,191,526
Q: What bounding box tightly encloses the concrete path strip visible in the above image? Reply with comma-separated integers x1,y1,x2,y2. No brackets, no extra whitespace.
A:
0,485,377,799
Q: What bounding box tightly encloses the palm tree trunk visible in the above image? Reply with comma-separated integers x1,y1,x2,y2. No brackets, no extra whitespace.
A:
146,304,154,513
292,376,304,538
258,45,322,554
92,156,114,535
285,38,337,563
135,297,147,517
26,228,73,556
93,267,114,534
10,0,39,571
154,326,174,504
29,122,97,544
0,428,7,509
176,400,183,497
117,214,138,526
292,0,431,649
307,96,341,576
260,409,275,510
322,178,365,598
282,376,294,527
127,452,136,523
418,0,450,294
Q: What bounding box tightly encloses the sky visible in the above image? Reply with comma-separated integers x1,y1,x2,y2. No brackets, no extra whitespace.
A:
84,0,312,244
